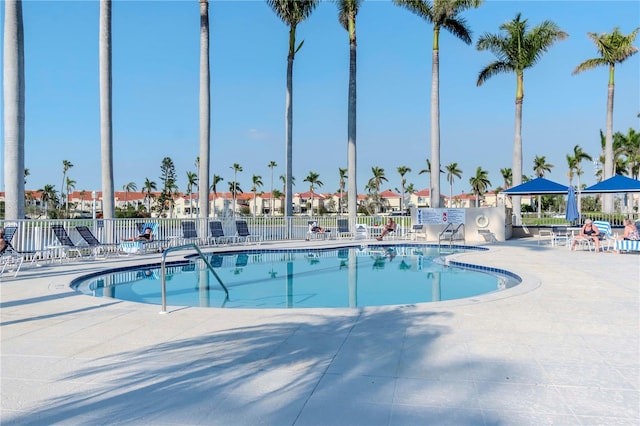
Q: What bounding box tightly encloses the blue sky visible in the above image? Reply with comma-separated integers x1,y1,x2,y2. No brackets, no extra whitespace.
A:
2,0,639,198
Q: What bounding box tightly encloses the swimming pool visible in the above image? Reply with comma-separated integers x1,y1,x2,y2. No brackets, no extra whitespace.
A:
71,245,520,309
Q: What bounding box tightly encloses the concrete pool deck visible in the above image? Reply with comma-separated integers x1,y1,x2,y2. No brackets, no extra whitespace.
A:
1,239,638,425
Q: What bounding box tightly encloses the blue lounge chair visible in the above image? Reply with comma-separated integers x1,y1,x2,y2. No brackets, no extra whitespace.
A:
235,220,261,244
336,219,354,239
181,221,201,245
593,220,615,251
119,223,160,255
208,221,234,245
51,224,85,260
75,225,117,257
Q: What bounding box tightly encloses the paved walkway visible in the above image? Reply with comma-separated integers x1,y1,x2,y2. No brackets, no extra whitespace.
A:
1,240,638,425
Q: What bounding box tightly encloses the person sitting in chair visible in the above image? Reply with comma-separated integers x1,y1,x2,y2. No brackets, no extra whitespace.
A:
376,217,397,241
0,228,8,254
122,227,153,242
571,219,600,252
310,222,324,233
620,219,640,241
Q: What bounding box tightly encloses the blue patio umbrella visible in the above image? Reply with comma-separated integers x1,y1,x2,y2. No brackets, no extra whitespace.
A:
566,186,579,222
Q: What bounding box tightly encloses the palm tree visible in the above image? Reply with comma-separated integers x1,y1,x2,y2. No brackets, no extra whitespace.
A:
3,0,25,221
198,0,211,219
123,181,137,208
268,160,277,216
272,189,283,214
337,0,362,226
568,144,592,214
193,157,200,218
394,0,483,209
280,174,295,194
79,190,86,214
533,155,553,178
368,166,387,213
304,171,323,215
143,178,157,215
619,128,640,179
419,158,444,206
210,174,223,218
476,13,567,223
230,163,242,217
573,27,638,213
65,178,76,214
61,160,73,213
338,167,347,215
251,174,263,217
99,0,115,222
445,163,462,208
500,167,512,188
228,181,243,215
368,166,388,193
469,166,491,207
39,184,58,215
397,166,411,212
533,155,553,217
267,0,319,219
185,171,198,218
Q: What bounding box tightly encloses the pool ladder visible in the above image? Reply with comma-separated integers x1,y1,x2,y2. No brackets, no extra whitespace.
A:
160,243,229,314
438,223,465,253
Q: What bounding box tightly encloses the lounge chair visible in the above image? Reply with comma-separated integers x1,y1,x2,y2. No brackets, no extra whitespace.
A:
2,225,47,268
1,226,24,277
336,219,354,239
551,226,570,247
407,224,427,241
181,221,201,245
75,226,117,257
119,222,160,255
1,243,24,277
235,220,261,245
614,239,640,253
307,221,329,240
51,224,85,260
593,220,615,251
208,221,234,245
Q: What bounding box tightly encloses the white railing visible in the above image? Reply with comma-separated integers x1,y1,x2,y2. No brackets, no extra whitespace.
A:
1,213,633,264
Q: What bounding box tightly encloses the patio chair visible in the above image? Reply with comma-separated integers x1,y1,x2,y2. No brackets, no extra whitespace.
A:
593,220,615,251
75,225,117,257
307,221,329,240
208,221,235,245
336,219,354,239
1,227,24,277
551,226,570,247
235,220,261,245
181,221,201,245
51,224,85,260
119,222,160,255
614,239,640,253
2,225,47,268
407,224,427,241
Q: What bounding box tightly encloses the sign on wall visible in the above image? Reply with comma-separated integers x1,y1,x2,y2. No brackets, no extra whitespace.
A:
416,208,466,225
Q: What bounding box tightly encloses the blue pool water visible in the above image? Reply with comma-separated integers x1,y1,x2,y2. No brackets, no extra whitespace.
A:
71,245,520,309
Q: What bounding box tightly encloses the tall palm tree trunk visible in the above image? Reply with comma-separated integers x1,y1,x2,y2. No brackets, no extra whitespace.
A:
3,0,25,221
199,0,211,219
99,0,115,222
430,35,441,208
285,27,295,221
603,76,614,213
347,22,358,226
512,73,524,224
